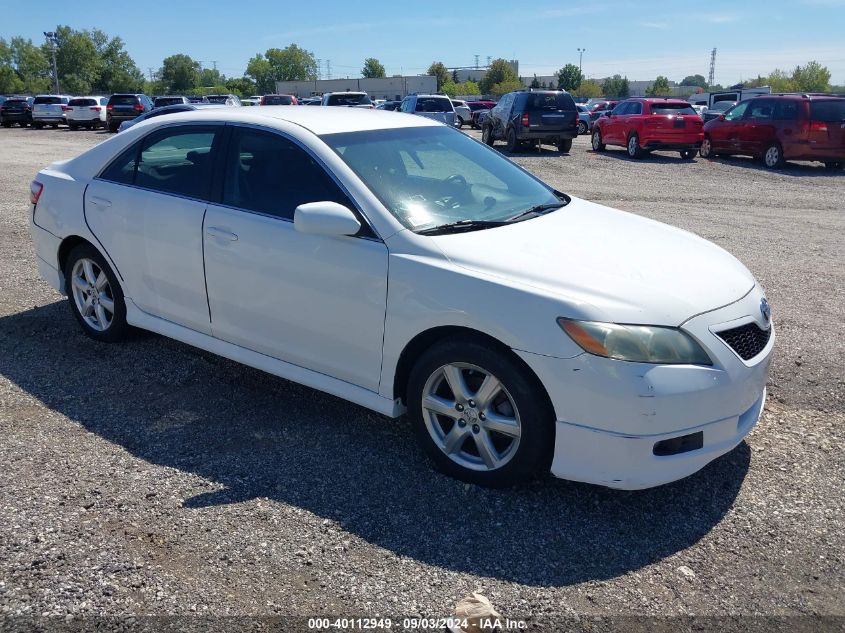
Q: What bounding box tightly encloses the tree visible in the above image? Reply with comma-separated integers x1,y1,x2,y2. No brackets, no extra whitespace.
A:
245,54,275,93
461,80,481,96
530,74,540,89
361,57,386,79
8,37,51,94
427,61,449,90
441,80,459,97
602,74,630,98
51,26,103,94
265,44,318,81
96,35,144,93
480,58,518,94
556,63,583,91
159,54,201,93
490,80,524,97
646,75,671,96
792,61,831,92
226,77,257,98
451,69,459,83
200,67,225,88
680,74,708,89
574,79,603,99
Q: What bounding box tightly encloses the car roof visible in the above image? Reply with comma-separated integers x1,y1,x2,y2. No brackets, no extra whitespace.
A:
129,106,440,136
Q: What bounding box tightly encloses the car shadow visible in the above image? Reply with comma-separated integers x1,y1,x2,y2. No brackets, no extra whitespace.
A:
0,302,751,587
702,154,844,177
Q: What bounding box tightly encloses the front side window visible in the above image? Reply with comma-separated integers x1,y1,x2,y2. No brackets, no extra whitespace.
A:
324,126,562,232
135,127,218,199
748,100,775,120
724,102,748,121
222,127,355,223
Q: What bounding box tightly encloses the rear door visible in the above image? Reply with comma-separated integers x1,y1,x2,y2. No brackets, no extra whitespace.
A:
85,124,223,333
525,92,578,136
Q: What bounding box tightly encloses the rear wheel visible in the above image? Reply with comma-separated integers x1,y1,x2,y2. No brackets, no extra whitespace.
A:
64,243,129,343
680,149,696,160
762,142,784,169
627,133,642,158
481,125,495,146
591,129,605,151
69,123,78,131
824,161,844,170
505,127,518,153
457,117,465,128
1,122,10,128
108,123,119,133
51,123,59,129
700,135,716,158
558,138,573,153
407,338,554,488
33,122,44,129
577,120,588,135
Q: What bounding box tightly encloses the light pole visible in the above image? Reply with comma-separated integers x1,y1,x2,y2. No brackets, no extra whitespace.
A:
577,48,586,76
43,31,59,94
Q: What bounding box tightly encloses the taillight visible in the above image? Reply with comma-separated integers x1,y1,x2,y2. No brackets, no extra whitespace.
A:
107,104,114,111
810,121,829,133
133,104,144,111
90,106,102,112
61,105,71,112
30,181,44,206
521,113,530,127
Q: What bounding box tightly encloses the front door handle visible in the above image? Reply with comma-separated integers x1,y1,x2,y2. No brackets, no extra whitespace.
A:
88,196,112,208
205,227,238,241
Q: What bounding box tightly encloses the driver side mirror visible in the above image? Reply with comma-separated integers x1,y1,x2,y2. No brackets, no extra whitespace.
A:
294,201,361,237
719,114,726,121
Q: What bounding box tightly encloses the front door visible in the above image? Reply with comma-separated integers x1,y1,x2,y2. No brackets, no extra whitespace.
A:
202,125,389,391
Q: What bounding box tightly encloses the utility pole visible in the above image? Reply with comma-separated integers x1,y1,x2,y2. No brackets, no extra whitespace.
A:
316,59,322,80
148,67,155,82
43,31,59,94
708,48,717,87
577,48,586,75
326,60,332,80
474,54,479,69
486,56,491,67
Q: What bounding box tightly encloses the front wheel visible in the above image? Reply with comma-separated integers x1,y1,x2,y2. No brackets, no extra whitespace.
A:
591,129,605,151
577,120,588,135
627,133,642,158
700,136,716,158
558,138,573,153
505,127,518,153
64,243,129,343
407,338,554,488
762,142,784,169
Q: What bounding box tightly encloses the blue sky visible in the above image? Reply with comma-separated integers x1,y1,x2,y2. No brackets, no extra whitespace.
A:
5,0,845,85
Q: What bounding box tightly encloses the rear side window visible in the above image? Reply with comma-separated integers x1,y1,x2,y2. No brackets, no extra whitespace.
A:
262,95,294,105
135,127,219,199
69,98,96,107
650,103,697,115
222,127,354,222
110,95,139,106
415,97,452,113
774,101,799,121
810,100,845,122
34,96,64,105
524,93,576,112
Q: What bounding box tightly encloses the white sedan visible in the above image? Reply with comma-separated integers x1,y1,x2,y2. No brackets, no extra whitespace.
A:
28,107,773,489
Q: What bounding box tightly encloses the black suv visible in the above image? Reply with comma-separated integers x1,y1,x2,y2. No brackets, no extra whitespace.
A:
482,90,579,153
1,97,34,127
106,94,153,132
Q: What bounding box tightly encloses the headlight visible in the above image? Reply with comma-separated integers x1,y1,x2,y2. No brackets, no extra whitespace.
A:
557,318,712,365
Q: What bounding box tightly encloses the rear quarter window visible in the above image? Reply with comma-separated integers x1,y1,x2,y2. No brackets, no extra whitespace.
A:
810,100,845,122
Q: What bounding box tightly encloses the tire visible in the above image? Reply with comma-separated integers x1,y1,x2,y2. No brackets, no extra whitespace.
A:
591,129,605,151
69,123,78,131
52,123,59,129
64,243,129,343
457,117,465,129
33,123,44,129
407,338,554,488
700,135,716,158
108,123,119,133
762,142,784,169
627,133,642,158
481,125,495,146
577,120,588,135
1,122,10,128
824,161,844,170
558,138,573,153
680,149,696,160
505,127,518,153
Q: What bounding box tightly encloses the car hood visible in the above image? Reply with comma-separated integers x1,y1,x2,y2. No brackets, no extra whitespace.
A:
428,197,755,326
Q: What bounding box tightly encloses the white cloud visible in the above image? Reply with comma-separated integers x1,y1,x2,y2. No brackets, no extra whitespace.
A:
638,21,669,29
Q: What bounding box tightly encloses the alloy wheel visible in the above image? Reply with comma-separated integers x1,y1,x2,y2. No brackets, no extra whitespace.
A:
700,137,711,158
70,258,115,332
764,145,780,168
421,363,522,472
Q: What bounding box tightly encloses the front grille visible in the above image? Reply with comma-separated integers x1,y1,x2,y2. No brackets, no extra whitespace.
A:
715,322,771,360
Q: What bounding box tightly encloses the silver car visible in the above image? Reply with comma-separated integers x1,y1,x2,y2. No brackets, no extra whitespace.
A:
451,99,472,128
31,94,72,128
576,104,591,135
399,94,457,126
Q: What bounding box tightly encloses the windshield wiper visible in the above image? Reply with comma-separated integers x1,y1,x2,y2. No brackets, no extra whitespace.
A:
416,219,510,236
506,202,564,223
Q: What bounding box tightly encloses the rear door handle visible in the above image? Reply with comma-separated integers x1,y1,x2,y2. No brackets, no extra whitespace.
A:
88,196,112,208
205,227,238,241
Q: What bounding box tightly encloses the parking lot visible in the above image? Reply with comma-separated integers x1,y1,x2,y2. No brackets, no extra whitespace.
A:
0,125,843,625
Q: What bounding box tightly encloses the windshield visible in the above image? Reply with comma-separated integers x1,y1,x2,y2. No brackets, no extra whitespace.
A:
415,97,452,113
651,104,697,115
327,93,372,106
323,126,562,232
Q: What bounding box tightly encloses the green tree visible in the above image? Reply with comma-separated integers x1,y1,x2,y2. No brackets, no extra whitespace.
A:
159,54,201,93
451,69,459,83
480,59,518,94
530,74,540,89
427,61,449,90
441,80,459,97
490,79,524,97
646,75,671,96
95,35,144,93
601,74,630,98
362,57,386,78
460,80,481,96
245,54,275,93
680,74,708,89
556,63,583,91
574,79,603,98
200,67,225,88
0,39,25,93
245,44,317,93
792,61,831,92
226,77,257,98
9,37,51,93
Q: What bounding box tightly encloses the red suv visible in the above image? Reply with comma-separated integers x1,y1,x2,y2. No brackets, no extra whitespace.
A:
701,94,845,169
591,98,704,159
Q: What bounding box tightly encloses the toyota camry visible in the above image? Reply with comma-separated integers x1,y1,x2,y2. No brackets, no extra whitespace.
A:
28,107,774,489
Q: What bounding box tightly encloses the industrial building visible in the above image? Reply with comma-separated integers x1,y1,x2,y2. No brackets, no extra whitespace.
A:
275,75,437,100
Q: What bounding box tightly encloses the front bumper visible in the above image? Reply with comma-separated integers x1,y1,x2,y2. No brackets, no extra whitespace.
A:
516,285,774,489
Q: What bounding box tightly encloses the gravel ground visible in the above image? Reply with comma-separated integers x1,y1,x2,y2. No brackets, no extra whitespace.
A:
0,125,843,630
